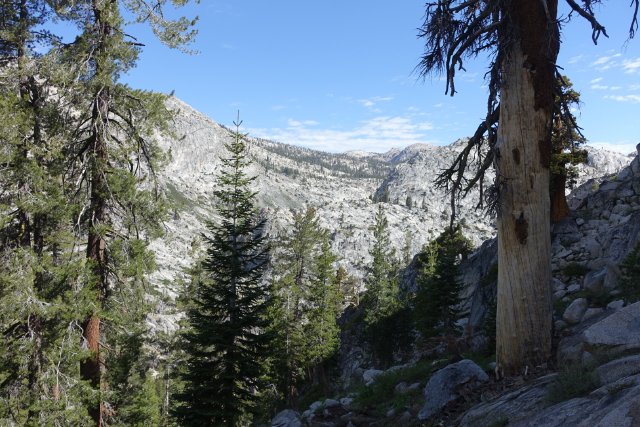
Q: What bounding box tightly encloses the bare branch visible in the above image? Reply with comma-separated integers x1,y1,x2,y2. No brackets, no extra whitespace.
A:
565,0,608,43
631,0,639,38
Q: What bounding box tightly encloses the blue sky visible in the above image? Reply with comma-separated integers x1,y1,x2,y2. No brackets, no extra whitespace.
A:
120,1,640,154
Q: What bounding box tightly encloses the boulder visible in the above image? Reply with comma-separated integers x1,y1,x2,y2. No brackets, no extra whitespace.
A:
323,398,340,408
272,409,302,427
363,369,383,386
583,269,606,293
418,359,489,421
583,301,640,354
552,277,566,292
596,355,640,384
554,290,567,300
607,300,625,310
339,397,354,408
563,298,588,324
567,283,581,294
394,381,408,394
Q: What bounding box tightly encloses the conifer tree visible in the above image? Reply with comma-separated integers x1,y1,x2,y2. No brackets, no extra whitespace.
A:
306,235,342,387
0,2,94,423
56,1,197,422
363,204,399,325
269,207,341,405
173,118,273,427
361,204,410,366
414,226,472,339
550,76,588,223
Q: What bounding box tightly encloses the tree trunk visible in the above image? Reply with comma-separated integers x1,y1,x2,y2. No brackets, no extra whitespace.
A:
80,2,114,424
495,0,558,377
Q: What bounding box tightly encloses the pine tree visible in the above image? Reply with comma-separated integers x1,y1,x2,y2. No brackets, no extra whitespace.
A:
413,226,472,340
56,1,197,422
550,75,588,223
269,207,341,405
0,2,95,423
361,204,411,366
173,118,273,427
362,204,399,325
306,235,342,388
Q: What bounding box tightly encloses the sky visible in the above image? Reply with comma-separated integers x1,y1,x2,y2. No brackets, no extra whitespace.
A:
117,1,640,154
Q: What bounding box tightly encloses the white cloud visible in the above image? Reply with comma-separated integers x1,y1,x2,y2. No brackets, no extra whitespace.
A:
357,96,394,112
605,94,640,103
590,77,603,84
252,115,435,153
623,57,640,74
287,119,319,127
592,53,622,70
568,55,584,64
591,84,609,90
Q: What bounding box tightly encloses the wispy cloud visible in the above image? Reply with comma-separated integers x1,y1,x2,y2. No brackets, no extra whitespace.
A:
605,94,640,103
623,57,640,74
592,53,622,70
357,96,394,112
252,115,435,153
568,55,584,64
590,77,603,84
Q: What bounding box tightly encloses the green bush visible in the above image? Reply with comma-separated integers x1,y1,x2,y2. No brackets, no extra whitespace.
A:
546,362,600,405
620,241,640,303
353,359,445,414
562,263,589,278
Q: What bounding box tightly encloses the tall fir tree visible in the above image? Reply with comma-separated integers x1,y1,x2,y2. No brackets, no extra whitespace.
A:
362,204,399,325
306,235,341,388
269,207,342,405
413,226,472,340
173,117,273,426
361,204,410,367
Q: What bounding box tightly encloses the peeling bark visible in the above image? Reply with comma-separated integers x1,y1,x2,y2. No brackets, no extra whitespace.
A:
495,0,558,376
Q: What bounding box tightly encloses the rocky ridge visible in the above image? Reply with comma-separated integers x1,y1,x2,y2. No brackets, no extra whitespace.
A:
149,97,629,323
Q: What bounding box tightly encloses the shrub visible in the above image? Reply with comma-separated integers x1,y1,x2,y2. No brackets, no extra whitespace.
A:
562,262,589,278
620,241,640,303
546,362,600,405
353,359,445,414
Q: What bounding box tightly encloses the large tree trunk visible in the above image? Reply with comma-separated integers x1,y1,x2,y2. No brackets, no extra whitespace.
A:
80,2,114,424
495,0,558,377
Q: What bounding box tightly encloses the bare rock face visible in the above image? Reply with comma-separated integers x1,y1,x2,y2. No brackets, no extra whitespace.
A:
583,301,640,354
460,374,557,427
